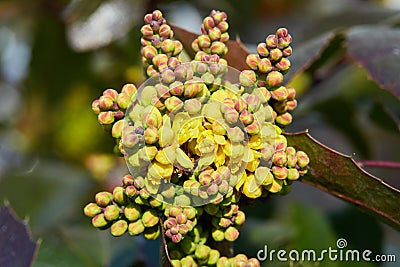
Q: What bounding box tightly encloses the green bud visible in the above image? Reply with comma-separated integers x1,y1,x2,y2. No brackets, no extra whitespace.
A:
217,257,231,267
141,209,159,227
211,41,227,56
239,109,254,125
208,249,220,265
84,203,101,218
174,194,191,207
235,210,246,226
180,256,197,267
95,191,113,207
246,54,260,70
181,236,197,254
275,112,292,126
272,166,288,179
111,220,128,236
287,168,300,180
98,111,114,125
195,244,211,261
113,186,126,205
104,205,120,221
143,225,160,240
92,214,108,228
239,70,257,87
275,57,291,73
286,99,297,111
271,86,288,101
165,96,183,112
257,43,269,57
124,203,141,221
171,260,182,267
170,81,185,96
224,226,239,242
286,154,297,168
258,58,272,73
117,93,132,110
266,71,283,87
296,151,310,168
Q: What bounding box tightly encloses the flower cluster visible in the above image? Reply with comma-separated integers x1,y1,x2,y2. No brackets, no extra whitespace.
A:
84,9,310,267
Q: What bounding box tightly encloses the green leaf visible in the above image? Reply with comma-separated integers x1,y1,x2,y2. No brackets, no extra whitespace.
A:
347,26,400,99
0,204,40,267
285,131,400,231
369,101,399,133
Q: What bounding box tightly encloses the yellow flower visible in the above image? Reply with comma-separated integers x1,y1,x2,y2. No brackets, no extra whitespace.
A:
148,161,173,180
236,172,262,198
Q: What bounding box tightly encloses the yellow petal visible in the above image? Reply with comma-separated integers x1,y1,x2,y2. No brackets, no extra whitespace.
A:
172,112,190,134
155,146,176,165
254,167,273,185
235,172,247,191
197,151,215,171
176,147,194,169
214,146,225,167
214,134,226,145
158,117,174,147
242,174,262,198
148,162,173,179
246,160,259,172
139,146,158,162
265,178,283,193
210,90,229,102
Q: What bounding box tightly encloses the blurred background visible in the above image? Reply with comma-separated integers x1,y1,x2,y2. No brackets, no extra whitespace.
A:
0,0,399,266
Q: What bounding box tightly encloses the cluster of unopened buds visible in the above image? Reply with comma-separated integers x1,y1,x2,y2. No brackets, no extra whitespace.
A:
84,9,310,267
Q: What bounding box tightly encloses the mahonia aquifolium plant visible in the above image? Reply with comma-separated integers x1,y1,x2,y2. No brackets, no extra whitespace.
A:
85,9,310,266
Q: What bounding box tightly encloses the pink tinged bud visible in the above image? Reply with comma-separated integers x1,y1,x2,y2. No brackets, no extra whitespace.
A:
212,10,227,24
142,45,157,60
99,95,114,110
165,96,183,112
111,220,128,236
125,185,137,198
103,88,118,100
246,54,260,70
194,62,208,74
274,101,288,114
184,99,202,114
124,203,141,222
219,217,232,228
84,203,101,217
169,206,181,217
286,86,296,100
269,48,283,62
286,99,297,111
208,27,222,41
276,27,288,38
198,35,211,48
299,169,308,175
161,69,175,84
104,205,120,221
171,233,182,243
235,210,246,226
140,24,153,36
275,112,292,126
141,37,151,46
92,99,100,114
220,32,230,43
164,218,177,229
114,110,124,120
141,209,159,228
117,93,132,110
192,39,200,52
111,120,124,139
217,257,230,267
195,244,211,261
258,58,273,73
228,127,245,143
169,81,184,96
275,57,291,72
247,258,261,267
221,98,235,113
272,150,287,166
224,108,239,124
272,166,288,179
183,207,196,220
265,34,278,48
155,84,170,99
224,226,239,241
254,87,271,103
159,24,171,38
173,41,183,56
203,16,215,30
218,21,229,32
144,13,153,24
245,120,261,134
239,70,257,87
266,71,283,87
146,65,158,77
113,186,126,205
257,42,269,57
261,146,274,161
144,126,159,144
161,39,175,54
286,146,296,156
152,54,168,69
152,10,163,21
123,132,139,148
271,86,289,101
245,94,261,112
92,214,108,228
235,98,247,113
296,151,310,168
287,168,300,180
176,213,187,224
211,41,227,56
184,80,203,98
282,46,293,57
207,183,219,195
95,191,113,207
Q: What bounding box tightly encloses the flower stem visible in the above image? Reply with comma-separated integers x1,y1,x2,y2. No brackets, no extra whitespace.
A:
358,160,400,169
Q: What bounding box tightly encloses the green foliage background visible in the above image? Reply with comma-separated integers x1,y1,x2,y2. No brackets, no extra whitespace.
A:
0,0,399,266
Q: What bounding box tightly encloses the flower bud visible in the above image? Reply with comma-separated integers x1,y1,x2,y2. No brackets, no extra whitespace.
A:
144,226,160,240
203,16,215,30
245,94,261,112
211,41,227,56
235,210,246,226
192,39,200,52
123,174,134,186
205,249,219,265
174,194,191,207
282,46,293,57
183,207,196,220
260,145,274,161
287,168,300,180
269,48,283,62
146,65,158,77
245,120,261,135
258,58,273,73
92,214,108,228
254,166,273,185
209,27,222,41
98,111,114,125
275,112,292,126
212,121,227,135
296,151,310,168
247,258,261,267
95,191,113,207
171,233,183,243
217,257,230,267
99,95,114,110
104,205,120,221
286,99,297,111
227,127,245,143
275,57,291,73
207,183,219,196
184,80,202,98
219,217,232,228
173,41,183,56
92,99,100,114
198,35,211,48
272,150,287,166
159,24,171,38
123,132,139,148
125,186,137,198
245,54,259,70
141,209,159,227
184,99,202,114
224,226,239,241
257,43,269,57
224,108,239,124
161,69,175,84
272,166,288,179
266,71,283,87
195,244,211,261
111,220,128,236
169,81,185,96
113,186,126,205
152,54,168,68
128,220,144,236
142,45,157,60
265,34,278,48
181,237,196,254
165,96,183,112
116,93,131,110
124,203,141,221
144,126,159,144
239,109,254,125
84,203,101,217
176,213,187,224
239,70,257,87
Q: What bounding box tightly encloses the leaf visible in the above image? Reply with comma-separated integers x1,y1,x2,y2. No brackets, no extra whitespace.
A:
369,101,400,133
285,131,400,231
0,204,39,267
347,26,400,99
170,24,250,71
